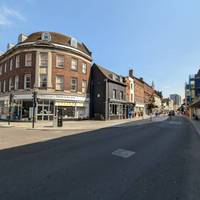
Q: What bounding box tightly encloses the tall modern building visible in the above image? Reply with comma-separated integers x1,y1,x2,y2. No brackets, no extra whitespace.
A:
170,94,181,107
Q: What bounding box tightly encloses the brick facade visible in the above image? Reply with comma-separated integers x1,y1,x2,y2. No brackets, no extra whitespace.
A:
51,52,91,93
134,78,144,104
0,31,92,121
0,51,36,92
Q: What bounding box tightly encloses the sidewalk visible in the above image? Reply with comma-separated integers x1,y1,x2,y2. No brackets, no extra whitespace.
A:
0,115,168,150
188,118,200,136
0,115,167,131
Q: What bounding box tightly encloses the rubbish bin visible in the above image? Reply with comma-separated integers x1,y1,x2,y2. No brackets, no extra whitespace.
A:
57,109,63,127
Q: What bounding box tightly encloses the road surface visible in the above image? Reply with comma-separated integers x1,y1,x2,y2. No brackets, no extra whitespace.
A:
0,116,200,200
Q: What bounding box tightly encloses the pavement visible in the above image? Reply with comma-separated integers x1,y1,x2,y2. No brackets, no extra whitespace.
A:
0,115,167,130
0,116,200,200
0,115,168,150
188,117,200,136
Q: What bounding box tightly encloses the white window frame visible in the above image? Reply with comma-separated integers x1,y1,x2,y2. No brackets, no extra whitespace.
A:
82,80,87,93
4,63,7,73
56,75,64,90
16,55,20,68
82,63,87,74
3,80,6,92
9,77,14,91
71,58,78,71
39,74,47,88
10,59,13,71
71,78,77,92
71,37,78,48
113,89,116,99
24,74,31,89
41,32,51,41
120,91,123,100
25,53,32,67
14,75,19,90
56,55,65,68
39,52,48,67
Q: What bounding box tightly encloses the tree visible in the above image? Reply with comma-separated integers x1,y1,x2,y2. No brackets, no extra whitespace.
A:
146,94,157,114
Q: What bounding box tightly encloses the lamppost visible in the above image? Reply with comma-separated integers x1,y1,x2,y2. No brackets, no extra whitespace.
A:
8,92,14,126
32,90,37,128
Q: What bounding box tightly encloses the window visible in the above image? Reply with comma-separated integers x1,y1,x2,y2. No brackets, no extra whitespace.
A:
110,104,118,115
16,55,20,68
131,83,133,89
113,89,117,99
3,80,6,92
39,74,47,88
56,75,64,90
82,80,87,93
9,78,14,91
71,78,77,92
82,63,87,74
0,65,2,75
131,94,133,102
10,59,13,71
71,37,77,48
40,52,48,67
14,76,19,90
24,74,31,89
41,32,51,41
71,58,78,71
25,53,32,67
56,55,65,68
4,63,7,73
120,91,123,100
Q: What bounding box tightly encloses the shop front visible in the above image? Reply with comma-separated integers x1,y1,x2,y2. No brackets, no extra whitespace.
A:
108,101,127,120
0,93,90,121
55,101,89,120
134,103,145,118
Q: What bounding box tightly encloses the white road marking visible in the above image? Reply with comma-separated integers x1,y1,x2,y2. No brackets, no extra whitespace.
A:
169,121,182,125
112,149,135,158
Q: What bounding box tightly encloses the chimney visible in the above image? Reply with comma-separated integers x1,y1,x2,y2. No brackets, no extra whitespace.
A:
140,77,144,82
7,43,15,50
129,69,134,77
18,34,28,43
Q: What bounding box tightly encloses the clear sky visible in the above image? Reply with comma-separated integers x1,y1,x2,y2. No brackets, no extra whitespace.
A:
0,0,200,98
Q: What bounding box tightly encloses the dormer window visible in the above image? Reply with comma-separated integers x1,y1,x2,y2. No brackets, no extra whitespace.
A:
70,37,77,48
41,32,51,41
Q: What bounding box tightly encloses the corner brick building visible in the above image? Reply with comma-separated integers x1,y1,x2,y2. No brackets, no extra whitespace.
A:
0,32,92,121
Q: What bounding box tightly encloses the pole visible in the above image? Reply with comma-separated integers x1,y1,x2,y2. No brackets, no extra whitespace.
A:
8,92,13,126
32,91,37,128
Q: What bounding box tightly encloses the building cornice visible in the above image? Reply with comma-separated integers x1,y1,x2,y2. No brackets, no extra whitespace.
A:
0,41,92,63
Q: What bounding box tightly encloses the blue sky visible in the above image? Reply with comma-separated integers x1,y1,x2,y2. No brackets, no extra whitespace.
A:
0,0,200,98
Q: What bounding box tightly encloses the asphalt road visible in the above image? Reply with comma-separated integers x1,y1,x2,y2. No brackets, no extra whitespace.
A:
0,116,200,200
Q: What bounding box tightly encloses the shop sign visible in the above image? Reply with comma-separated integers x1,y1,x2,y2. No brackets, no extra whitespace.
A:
38,94,88,102
14,94,33,100
55,102,85,107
